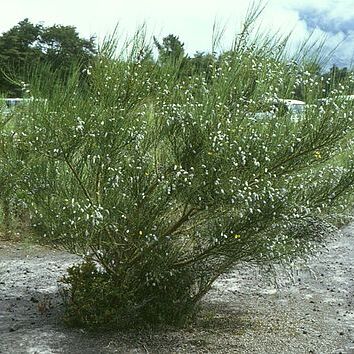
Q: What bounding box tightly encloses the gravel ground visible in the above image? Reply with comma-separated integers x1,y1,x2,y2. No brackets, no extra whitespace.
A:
0,225,354,354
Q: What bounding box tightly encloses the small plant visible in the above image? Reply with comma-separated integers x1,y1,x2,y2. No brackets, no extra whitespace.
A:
59,257,199,328
59,259,133,328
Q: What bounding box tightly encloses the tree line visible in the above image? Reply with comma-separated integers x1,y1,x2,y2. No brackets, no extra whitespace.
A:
0,19,351,99
0,19,96,96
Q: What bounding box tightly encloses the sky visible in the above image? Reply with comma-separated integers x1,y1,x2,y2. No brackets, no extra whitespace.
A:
1,0,354,67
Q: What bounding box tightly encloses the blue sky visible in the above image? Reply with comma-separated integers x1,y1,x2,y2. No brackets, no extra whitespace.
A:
1,0,354,67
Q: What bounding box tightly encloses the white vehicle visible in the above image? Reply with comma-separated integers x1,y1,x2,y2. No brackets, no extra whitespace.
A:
280,99,306,115
1,98,29,114
254,98,306,121
0,97,46,115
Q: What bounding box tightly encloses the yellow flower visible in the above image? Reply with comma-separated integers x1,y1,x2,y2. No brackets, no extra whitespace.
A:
234,234,241,239
314,150,321,159
207,151,213,156
139,230,143,236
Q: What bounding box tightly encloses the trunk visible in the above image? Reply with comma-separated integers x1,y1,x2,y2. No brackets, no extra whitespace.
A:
1,197,10,232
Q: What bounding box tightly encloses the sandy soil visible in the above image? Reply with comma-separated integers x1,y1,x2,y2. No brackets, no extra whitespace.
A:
0,225,354,354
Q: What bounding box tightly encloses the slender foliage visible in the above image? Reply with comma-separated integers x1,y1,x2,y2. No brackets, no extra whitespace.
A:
6,13,354,327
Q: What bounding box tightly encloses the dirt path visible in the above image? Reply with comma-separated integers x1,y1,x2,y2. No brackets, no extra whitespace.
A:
0,225,354,354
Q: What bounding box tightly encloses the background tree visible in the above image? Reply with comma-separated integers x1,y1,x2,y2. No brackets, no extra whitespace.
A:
0,19,42,96
0,19,96,96
188,51,216,81
40,25,96,77
154,34,186,64
154,35,218,80
322,64,351,97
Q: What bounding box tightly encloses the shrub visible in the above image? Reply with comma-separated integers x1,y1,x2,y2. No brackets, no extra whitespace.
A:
12,20,354,327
